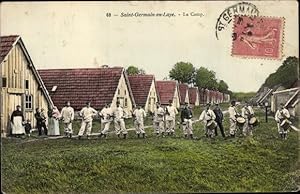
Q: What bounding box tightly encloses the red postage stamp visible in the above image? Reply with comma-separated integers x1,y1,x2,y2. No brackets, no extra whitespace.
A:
231,16,284,59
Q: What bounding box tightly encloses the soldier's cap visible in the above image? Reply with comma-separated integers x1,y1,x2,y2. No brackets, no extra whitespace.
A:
16,105,21,108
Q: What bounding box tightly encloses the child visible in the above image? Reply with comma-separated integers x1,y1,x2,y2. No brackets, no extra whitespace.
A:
24,119,32,137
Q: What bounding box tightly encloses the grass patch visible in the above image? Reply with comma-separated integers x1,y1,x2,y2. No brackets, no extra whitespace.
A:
1,104,299,193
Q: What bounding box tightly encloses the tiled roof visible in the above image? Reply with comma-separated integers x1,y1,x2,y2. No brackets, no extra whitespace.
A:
188,87,198,105
156,80,177,105
179,83,189,104
38,67,124,111
128,75,154,107
0,35,19,63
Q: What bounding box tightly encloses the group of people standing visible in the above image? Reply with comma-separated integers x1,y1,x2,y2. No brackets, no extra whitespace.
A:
10,102,75,138
9,99,293,140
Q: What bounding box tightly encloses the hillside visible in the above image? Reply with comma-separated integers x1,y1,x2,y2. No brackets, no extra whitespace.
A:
261,56,299,90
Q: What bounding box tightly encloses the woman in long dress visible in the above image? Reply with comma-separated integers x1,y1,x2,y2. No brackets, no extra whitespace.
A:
11,105,26,137
48,106,61,136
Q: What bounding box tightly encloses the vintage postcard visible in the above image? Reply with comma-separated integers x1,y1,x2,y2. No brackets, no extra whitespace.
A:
0,1,299,193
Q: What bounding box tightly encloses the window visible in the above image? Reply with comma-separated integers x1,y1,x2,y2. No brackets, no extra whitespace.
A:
25,80,29,89
51,85,57,92
2,77,7,87
118,89,120,95
25,95,33,110
124,90,126,95
124,98,128,107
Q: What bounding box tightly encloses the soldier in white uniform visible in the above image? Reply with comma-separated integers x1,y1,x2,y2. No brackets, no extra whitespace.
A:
133,105,147,138
78,102,98,139
241,101,255,136
113,101,128,139
98,103,113,139
61,101,75,138
153,102,165,136
228,101,238,138
275,103,291,140
199,103,216,138
165,100,178,136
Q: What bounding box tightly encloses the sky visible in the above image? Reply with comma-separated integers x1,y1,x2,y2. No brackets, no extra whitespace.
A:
0,1,298,92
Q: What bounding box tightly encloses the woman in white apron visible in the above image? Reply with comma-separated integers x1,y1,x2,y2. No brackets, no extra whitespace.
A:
48,106,61,136
10,105,25,137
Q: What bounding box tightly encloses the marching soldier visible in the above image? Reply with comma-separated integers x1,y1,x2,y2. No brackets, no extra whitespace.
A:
180,102,193,139
228,101,238,138
113,101,128,139
241,101,255,136
153,102,165,137
165,100,178,136
275,103,291,140
199,103,216,138
133,105,147,138
98,103,113,139
213,103,225,138
78,102,98,139
61,101,75,138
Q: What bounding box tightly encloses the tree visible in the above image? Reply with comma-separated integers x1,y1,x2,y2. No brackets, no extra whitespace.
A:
169,62,195,84
126,66,145,75
218,80,229,93
263,56,299,88
194,67,218,89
